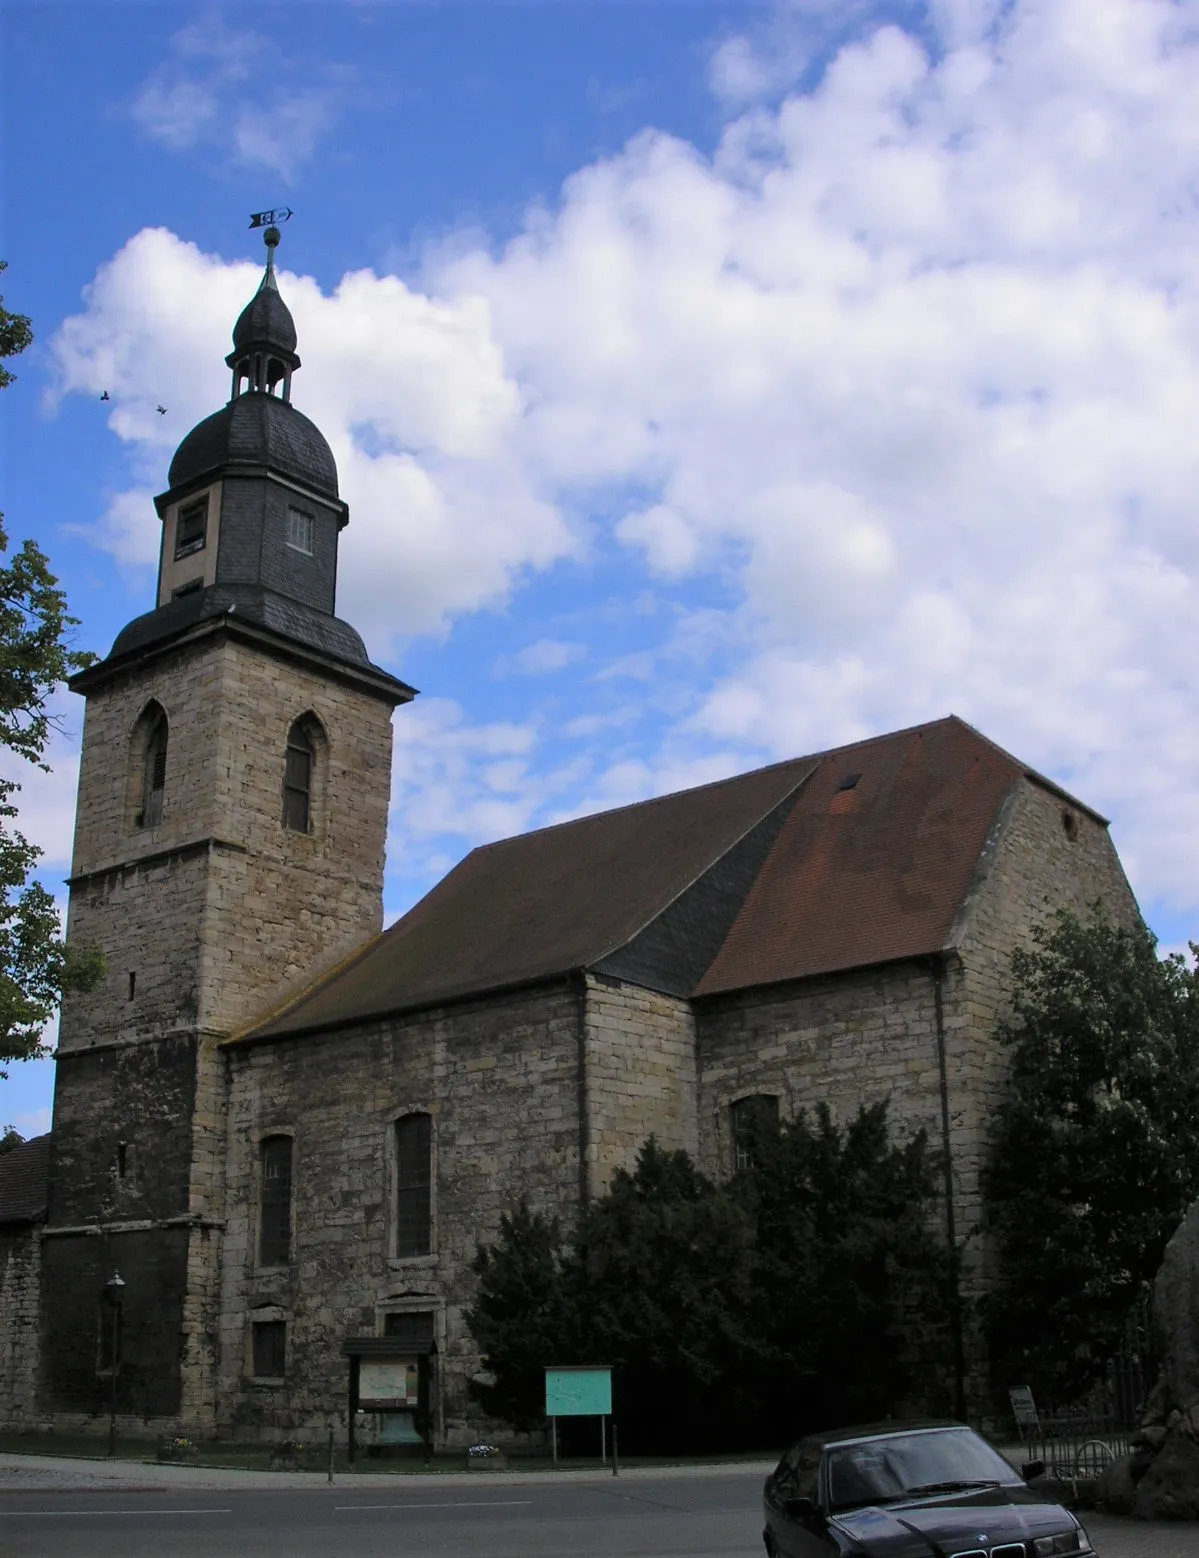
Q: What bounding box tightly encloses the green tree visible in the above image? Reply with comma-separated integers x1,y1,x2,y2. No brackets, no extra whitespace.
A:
983,907,1199,1404
468,1200,575,1431
468,1116,949,1451
0,263,33,387
1,1124,24,1153
572,1140,757,1450
744,1101,952,1437
0,262,101,1075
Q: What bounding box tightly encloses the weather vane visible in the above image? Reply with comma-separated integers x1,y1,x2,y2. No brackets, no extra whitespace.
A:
249,207,294,229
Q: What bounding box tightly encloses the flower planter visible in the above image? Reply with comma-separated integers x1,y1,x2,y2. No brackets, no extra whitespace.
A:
466,1447,507,1471
156,1437,199,1464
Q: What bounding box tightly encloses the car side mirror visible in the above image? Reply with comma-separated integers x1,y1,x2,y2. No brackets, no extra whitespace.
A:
1021,1460,1045,1482
785,1496,824,1525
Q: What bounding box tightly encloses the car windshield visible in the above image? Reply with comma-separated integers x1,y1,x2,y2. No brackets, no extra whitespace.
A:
826,1429,1018,1512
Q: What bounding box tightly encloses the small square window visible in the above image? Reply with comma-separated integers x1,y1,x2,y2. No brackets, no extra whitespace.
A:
252,1320,286,1379
175,499,208,559
287,508,314,555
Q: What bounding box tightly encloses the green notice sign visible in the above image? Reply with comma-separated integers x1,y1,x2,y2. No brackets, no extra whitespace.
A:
545,1366,612,1417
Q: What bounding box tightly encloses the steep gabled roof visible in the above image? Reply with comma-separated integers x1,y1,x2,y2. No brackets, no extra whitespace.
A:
245,754,814,1038
695,715,1024,995
240,716,1095,1043
0,1133,51,1225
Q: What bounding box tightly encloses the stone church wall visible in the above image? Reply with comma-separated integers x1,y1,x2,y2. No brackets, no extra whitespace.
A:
943,775,1140,1295
0,1226,41,1429
697,961,942,1175
60,631,394,1055
216,982,583,1445
583,974,697,1193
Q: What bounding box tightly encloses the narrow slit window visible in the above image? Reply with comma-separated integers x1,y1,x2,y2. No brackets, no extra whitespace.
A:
174,498,208,559
282,720,315,833
287,507,314,555
259,1136,293,1267
395,1113,432,1258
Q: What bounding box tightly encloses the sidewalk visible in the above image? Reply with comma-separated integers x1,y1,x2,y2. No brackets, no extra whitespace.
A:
0,1450,775,1492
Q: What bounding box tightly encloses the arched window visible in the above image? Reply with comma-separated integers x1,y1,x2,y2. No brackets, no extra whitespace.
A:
259,1135,293,1267
282,716,321,833
134,702,169,829
730,1094,779,1173
395,1113,432,1258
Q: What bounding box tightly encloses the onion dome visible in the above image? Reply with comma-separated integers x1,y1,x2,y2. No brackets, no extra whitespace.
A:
168,395,339,500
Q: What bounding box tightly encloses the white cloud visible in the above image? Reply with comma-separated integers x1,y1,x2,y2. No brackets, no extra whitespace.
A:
0,730,81,873
10,1107,52,1138
50,230,574,650
50,0,1199,936
129,17,344,178
499,639,585,676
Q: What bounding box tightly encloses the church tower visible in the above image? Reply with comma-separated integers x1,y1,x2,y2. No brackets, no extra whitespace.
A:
40,227,413,1429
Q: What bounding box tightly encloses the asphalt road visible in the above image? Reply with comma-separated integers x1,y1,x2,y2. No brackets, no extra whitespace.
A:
1,1463,1194,1558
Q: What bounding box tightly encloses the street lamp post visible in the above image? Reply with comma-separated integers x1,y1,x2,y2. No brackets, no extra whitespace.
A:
105,1269,125,1457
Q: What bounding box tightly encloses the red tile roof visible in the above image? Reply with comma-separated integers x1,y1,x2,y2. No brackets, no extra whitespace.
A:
240,716,1094,1042
695,717,1022,995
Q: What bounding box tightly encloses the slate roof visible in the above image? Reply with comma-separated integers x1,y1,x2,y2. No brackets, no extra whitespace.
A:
168,394,338,500
242,716,1098,1043
0,1133,51,1225
106,583,373,669
232,269,299,357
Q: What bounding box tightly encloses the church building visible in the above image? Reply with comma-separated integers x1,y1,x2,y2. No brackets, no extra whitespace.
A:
0,229,1137,1448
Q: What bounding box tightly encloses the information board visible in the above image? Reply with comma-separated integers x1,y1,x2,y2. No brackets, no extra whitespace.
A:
359,1358,420,1409
1009,1385,1039,1429
545,1366,612,1417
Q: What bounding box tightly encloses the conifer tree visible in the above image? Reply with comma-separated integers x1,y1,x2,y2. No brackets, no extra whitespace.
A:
984,907,1199,1402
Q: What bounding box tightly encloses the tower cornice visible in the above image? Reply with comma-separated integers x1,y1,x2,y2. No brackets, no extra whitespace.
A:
70,609,416,708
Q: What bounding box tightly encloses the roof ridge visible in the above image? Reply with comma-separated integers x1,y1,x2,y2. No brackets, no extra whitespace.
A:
462,719,972,862
584,762,819,971
467,751,819,857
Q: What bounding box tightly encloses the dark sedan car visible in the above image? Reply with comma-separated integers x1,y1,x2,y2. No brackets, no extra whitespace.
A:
763,1420,1096,1558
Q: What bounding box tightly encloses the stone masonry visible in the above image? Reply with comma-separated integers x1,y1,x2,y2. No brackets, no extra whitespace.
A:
40,620,398,1433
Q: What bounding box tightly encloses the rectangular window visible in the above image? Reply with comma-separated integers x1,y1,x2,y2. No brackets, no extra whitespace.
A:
260,1136,293,1267
174,498,208,559
731,1094,779,1173
287,507,314,554
252,1320,287,1379
171,578,202,599
395,1114,432,1258
383,1310,435,1345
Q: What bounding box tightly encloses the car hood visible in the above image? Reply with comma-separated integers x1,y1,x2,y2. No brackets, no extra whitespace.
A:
833,1488,1079,1556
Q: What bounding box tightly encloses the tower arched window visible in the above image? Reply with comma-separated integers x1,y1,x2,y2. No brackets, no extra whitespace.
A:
133,702,169,829
395,1113,433,1258
282,715,323,833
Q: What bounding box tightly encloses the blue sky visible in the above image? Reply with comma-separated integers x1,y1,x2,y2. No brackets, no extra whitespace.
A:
3,0,1199,1134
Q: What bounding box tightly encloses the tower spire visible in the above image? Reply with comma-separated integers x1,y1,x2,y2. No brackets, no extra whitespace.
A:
226,224,300,401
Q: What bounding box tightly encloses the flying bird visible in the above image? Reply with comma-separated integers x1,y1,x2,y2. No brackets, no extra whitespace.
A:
156,405,167,415
99,391,109,401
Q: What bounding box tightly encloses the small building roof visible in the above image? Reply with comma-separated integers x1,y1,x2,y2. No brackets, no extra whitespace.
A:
239,716,1099,1044
0,1133,51,1225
